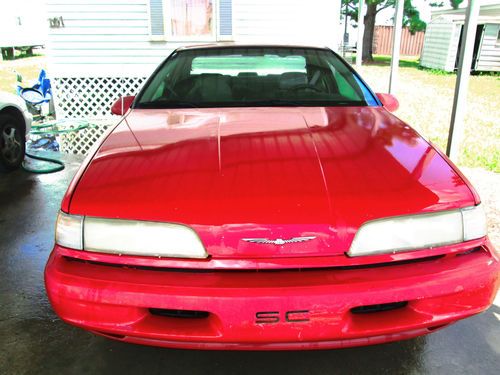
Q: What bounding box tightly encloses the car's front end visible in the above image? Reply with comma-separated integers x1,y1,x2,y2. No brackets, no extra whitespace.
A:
46,238,498,350
44,45,499,350
0,91,33,136
0,91,32,170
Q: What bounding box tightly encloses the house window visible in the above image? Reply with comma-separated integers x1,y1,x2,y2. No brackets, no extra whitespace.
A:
171,0,213,37
149,0,231,41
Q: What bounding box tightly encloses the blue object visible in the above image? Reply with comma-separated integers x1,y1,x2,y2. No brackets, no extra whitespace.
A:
20,88,46,105
29,136,60,152
17,69,52,104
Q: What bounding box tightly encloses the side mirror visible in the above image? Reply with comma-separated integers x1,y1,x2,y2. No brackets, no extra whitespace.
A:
111,96,135,116
376,93,399,113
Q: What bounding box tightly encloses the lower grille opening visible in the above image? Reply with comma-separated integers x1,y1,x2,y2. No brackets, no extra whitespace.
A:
351,301,408,314
149,308,209,319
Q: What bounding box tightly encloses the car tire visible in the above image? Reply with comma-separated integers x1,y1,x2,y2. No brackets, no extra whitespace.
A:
0,114,26,171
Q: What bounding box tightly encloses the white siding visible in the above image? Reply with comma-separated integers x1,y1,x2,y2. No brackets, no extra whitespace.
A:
0,0,46,48
477,23,500,72
47,0,340,77
420,17,456,71
445,23,462,72
233,0,338,50
47,0,173,77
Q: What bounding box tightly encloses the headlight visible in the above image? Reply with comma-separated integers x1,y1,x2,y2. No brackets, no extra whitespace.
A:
55,213,207,258
55,212,83,250
348,205,487,257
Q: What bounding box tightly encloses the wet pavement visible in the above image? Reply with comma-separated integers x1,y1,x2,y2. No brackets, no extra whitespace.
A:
1,154,499,375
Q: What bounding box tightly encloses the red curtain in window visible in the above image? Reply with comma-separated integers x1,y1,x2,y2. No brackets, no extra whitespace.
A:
171,0,213,37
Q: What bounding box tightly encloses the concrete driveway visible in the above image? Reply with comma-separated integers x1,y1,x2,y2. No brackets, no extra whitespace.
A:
1,155,499,375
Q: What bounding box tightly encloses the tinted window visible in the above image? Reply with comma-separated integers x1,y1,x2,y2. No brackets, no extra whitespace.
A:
137,47,378,108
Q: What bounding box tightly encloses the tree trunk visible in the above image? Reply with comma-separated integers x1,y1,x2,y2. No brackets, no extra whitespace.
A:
362,3,377,62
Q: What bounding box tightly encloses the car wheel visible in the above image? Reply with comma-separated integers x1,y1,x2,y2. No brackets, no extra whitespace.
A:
0,114,26,171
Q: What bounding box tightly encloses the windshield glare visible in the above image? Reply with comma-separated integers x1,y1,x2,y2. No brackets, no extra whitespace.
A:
137,47,378,108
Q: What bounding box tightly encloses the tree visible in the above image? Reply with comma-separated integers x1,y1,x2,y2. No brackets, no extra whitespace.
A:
450,0,464,8
430,1,464,9
342,0,463,62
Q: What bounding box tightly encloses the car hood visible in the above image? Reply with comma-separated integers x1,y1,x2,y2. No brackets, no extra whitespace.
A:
69,107,475,258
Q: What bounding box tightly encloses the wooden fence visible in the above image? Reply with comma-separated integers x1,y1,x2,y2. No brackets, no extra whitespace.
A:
373,26,425,56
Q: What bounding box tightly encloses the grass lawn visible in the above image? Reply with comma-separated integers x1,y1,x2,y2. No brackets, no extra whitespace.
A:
360,55,500,172
0,55,46,94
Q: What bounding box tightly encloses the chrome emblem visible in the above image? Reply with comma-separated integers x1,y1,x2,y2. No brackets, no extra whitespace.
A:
242,236,316,245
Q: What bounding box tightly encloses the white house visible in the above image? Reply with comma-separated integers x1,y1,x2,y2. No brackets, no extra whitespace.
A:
420,3,500,72
46,0,341,133
0,0,47,58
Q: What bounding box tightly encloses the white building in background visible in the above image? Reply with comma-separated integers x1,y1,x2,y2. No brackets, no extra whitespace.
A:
46,0,340,128
0,0,47,57
420,3,500,72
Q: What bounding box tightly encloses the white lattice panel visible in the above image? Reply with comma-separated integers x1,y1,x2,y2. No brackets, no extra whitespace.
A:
53,76,147,119
58,120,111,155
53,76,147,154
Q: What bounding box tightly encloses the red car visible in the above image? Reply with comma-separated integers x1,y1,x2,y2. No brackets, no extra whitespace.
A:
45,45,499,350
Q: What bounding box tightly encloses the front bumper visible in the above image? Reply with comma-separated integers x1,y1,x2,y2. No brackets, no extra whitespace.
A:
23,109,32,138
45,241,499,350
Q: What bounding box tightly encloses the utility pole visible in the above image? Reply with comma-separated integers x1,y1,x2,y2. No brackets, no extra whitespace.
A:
356,0,364,69
343,0,349,58
388,0,404,94
446,0,480,161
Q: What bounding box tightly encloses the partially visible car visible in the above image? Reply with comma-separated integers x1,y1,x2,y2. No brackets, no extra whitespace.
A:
0,91,32,170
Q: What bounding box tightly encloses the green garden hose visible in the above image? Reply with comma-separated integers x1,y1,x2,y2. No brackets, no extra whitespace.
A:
22,152,65,174
22,118,94,174
29,118,92,135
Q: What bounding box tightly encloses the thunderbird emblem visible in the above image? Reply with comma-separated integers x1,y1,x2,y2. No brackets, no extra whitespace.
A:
242,236,316,245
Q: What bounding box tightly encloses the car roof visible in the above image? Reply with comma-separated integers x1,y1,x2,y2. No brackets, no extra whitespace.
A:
175,42,331,52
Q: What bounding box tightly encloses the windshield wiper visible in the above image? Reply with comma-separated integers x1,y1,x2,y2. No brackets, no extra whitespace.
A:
245,99,305,107
136,100,199,109
248,99,367,107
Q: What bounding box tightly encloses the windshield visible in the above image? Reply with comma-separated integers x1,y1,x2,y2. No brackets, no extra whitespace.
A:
136,47,379,108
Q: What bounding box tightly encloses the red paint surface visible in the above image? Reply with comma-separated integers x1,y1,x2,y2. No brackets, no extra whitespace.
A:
376,93,399,112
46,241,499,350
48,105,499,349
68,106,475,259
110,95,135,116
